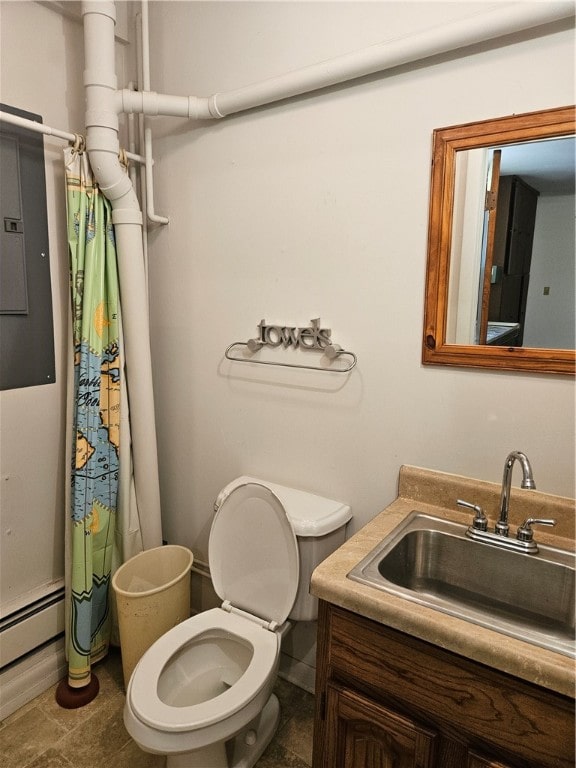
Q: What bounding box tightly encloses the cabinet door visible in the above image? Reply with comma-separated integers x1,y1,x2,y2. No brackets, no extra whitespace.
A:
325,685,437,768
468,752,515,768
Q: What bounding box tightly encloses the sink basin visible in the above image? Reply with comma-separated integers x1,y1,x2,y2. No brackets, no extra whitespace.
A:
348,512,575,658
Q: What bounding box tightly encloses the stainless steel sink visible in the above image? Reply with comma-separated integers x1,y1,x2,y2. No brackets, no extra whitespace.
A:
348,512,576,658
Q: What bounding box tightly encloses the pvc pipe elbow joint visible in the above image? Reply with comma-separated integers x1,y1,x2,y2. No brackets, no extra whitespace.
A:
87,147,137,204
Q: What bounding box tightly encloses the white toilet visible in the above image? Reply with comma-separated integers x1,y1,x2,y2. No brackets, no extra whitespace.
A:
123,477,351,768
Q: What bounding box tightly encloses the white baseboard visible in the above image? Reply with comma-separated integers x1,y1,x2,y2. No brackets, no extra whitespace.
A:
0,597,65,668
0,638,67,720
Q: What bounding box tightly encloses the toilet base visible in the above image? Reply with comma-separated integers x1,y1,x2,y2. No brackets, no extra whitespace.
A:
166,693,281,768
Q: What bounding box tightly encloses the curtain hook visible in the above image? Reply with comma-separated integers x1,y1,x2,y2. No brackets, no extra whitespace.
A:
118,147,129,170
71,133,85,153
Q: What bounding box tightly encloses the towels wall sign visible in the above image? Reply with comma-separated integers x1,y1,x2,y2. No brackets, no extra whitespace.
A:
225,318,357,372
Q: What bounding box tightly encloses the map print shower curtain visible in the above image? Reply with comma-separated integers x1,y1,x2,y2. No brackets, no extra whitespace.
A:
64,146,120,688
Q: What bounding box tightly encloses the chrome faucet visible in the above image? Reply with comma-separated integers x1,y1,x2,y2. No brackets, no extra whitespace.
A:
495,450,536,536
457,450,555,554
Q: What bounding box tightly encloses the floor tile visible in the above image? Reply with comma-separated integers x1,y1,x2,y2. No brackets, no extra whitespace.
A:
115,738,167,767
32,657,125,734
24,748,74,768
257,739,312,768
275,689,315,765
51,695,132,768
1,650,314,768
0,706,68,768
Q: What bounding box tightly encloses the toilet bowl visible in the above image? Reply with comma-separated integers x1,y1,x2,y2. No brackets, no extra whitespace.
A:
124,479,351,768
124,608,281,766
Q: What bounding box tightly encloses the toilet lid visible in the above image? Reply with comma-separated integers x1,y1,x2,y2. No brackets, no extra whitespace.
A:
209,482,299,626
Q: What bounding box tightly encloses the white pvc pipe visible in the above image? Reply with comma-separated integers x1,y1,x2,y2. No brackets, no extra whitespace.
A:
117,88,216,119
214,2,574,117
116,0,573,229
117,1,573,120
141,0,150,94
82,0,162,550
143,126,168,224
126,82,139,190
135,13,150,284
140,0,168,224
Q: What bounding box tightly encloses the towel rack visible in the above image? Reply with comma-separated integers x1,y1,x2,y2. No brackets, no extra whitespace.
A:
224,319,357,373
225,341,357,373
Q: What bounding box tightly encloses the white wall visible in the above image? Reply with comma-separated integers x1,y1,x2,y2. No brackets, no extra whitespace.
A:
145,2,575,567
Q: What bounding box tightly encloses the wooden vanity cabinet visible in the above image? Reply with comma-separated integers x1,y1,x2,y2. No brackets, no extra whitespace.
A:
313,601,575,768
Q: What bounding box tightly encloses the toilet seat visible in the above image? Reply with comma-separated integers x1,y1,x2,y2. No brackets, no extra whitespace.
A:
128,608,279,733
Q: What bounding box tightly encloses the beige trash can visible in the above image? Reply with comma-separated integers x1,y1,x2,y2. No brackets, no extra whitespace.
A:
112,545,193,688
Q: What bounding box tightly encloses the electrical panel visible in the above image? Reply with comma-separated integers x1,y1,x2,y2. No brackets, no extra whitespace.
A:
0,104,55,390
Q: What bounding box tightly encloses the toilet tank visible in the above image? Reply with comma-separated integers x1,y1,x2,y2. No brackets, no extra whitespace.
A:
215,477,352,621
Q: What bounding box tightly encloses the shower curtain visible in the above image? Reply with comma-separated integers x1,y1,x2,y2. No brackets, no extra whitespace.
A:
63,145,121,688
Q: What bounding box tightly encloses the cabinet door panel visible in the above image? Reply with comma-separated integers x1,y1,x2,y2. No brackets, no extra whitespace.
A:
468,752,514,768
326,685,437,768
505,179,538,276
328,607,574,767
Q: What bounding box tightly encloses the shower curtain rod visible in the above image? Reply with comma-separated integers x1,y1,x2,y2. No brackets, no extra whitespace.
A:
0,109,146,165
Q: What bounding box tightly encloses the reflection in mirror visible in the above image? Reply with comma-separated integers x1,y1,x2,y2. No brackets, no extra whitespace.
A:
423,106,576,375
447,137,575,349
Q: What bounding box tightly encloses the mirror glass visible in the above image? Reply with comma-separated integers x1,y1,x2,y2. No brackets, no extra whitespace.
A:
447,136,575,349
423,106,575,375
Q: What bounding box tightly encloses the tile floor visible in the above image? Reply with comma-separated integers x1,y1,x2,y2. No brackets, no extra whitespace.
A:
0,648,315,768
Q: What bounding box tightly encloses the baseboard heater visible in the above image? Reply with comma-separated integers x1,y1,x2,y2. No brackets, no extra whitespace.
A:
0,584,65,669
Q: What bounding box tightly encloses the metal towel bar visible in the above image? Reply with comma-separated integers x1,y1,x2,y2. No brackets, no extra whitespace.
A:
225,341,357,373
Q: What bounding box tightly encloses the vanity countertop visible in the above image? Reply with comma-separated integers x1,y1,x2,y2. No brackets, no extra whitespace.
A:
310,465,576,699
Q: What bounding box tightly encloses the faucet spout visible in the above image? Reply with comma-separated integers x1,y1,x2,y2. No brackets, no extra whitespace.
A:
496,451,536,536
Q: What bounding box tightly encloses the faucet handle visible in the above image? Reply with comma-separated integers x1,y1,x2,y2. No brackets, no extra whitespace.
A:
516,518,556,542
457,499,488,531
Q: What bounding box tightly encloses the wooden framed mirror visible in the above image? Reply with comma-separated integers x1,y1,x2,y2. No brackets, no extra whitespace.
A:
422,105,575,375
